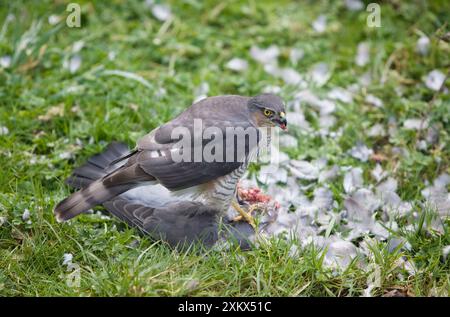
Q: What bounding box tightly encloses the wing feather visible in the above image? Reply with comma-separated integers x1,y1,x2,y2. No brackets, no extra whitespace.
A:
129,96,260,191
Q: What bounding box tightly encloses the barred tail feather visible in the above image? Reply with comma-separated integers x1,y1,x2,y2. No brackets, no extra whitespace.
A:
54,180,134,222
65,142,130,190
54,142,139,222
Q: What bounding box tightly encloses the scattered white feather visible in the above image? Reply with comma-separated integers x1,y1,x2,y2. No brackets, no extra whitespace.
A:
345,188,379,219
343,167,364,193
295,90,336,114
312,15,327,33
371,222,390,240
0,55,12,68
225,58,248,72
348,143,373,162
365,94,383,108
443,246,450,261
311,187,334,211
279,134,298,148
309,62,330,87
387,237,412,253
263,64,279,77
62,253,73,266
434,173,450,188
317,100,336,115
376,178,413,218
300,234,329,248
151,4,172,21
318,115,336,131
263,63,278,75
48,15,61,25
263,208,299,236
258,164,288,184
289,160,319,180
72,40,84,53
22,209,30,221
345,0,364,11
288,244,299,258
377,177,398,193
280,67,304,85
371,164,388,182
416,36,430,56
262,85,282,94
5,13,15,23
421,174,450,218
355,42,370,67
250,45,280,64
276,150,290,165
328,87,353,104
266,179,300,209
403,118,428,130
416,140,428,151
290,48,304,65
59,151,73,160
367,123,386,137
0,126,9,135
324,240,358,269
263,63,305,86
319,165,339,183
285,111,311,131
108,51,116,61
395,257,416,276
63,55,82,73
424,70,446,91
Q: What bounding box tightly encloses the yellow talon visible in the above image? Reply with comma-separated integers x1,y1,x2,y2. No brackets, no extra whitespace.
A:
231,201,256,228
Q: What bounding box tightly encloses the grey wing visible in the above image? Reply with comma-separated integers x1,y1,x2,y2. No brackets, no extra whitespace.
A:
66,142,130,189
103,197,255,249
103,199,219,248
137,95,251,148
133,119,260,191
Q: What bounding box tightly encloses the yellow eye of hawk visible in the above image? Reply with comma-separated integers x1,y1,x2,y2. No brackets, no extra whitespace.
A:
263,109,273,117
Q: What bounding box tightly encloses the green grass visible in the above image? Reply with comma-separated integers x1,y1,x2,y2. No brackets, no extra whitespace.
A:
0,0,449,296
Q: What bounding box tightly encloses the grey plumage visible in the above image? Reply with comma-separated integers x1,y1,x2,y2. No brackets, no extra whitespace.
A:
104,196,254,249
58,96,250,220
104,199,220,248
60,142,254,249
65,142,130,189
54,94,286,239
132,95,259,191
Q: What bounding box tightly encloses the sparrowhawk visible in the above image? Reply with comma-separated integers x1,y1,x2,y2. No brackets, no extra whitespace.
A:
54,93,287,245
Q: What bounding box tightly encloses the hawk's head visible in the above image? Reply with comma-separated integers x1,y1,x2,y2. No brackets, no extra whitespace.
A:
248,94,287,130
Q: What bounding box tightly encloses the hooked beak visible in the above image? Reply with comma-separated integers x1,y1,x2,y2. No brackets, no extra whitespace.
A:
275,112,288,131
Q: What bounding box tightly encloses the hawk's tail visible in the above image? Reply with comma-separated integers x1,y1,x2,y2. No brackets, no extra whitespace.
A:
54,142,137,222
54,179,134,222
65,142,130,190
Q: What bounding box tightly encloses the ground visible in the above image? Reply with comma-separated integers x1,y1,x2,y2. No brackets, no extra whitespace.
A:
0,0,449,296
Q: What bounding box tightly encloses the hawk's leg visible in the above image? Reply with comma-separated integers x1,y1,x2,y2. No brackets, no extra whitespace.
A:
231,201,256,228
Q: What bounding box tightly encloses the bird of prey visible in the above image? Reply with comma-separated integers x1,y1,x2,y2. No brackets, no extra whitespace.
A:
54,93,287,246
